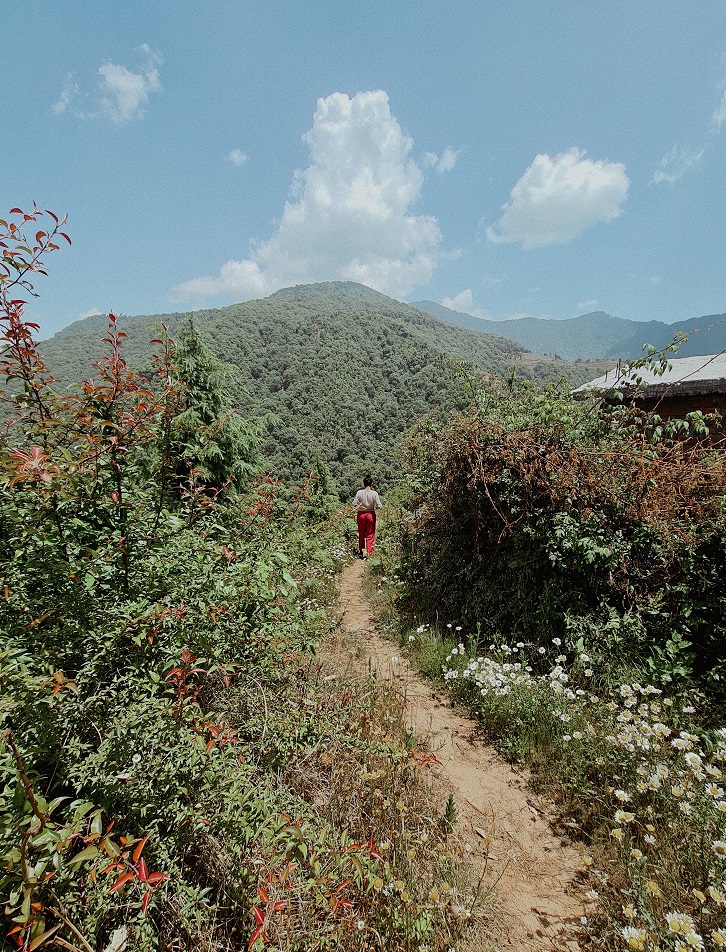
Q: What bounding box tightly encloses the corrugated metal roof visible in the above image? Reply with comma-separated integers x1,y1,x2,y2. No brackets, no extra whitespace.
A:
574,352,726,395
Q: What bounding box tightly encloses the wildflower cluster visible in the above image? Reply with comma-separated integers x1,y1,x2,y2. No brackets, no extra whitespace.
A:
441,636,726,951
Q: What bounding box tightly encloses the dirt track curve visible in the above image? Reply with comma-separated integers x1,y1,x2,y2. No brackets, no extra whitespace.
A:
332,558,585,951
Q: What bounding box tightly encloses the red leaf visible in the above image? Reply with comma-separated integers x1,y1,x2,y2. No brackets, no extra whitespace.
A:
258,886,269,904
109,871,135,893
137,857,149,882
60,232,71,245
272,900,287,912
10,208,22,214
253,906,264,925
132,835,149,863
146,872,168,887
141,888,153,914
248,925,267,949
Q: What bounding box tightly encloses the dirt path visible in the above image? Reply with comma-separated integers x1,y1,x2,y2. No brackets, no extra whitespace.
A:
333,559,585,951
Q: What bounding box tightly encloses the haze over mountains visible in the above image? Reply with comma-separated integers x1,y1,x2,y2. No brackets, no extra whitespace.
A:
39,282,607,495
414,301,726,362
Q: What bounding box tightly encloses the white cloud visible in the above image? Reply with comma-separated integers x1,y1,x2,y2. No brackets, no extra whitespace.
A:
423,146,459,174
53,45,162,124
486,148,629,249
651,145,703,185
78,308,103,320
228,149,248,165
441,289,492,320
576,299,598,311
53,75,80,115
98,45,162,124
176,90,442,302
713,90,726,128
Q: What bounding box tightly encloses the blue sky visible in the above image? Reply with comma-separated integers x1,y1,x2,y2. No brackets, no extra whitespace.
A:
4,0,726,336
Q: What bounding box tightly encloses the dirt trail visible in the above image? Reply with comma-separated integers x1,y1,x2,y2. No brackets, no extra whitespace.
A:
333,559,585,951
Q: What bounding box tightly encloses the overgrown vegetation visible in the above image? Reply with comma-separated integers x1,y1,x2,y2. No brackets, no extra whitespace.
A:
394,375,725,697
0,208,477,951
374,364,726,950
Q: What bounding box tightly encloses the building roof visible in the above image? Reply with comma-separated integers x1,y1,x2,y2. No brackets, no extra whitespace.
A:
573,352,726,399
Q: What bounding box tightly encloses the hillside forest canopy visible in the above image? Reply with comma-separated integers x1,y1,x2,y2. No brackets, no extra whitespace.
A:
38,281,611,499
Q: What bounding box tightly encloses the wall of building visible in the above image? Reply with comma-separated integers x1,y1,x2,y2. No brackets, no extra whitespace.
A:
637,392,726,433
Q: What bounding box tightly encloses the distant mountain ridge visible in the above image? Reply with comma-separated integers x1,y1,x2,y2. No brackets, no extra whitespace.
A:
413,301,726,361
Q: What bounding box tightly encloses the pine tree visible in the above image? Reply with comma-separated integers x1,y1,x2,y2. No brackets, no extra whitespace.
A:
170,319,263,491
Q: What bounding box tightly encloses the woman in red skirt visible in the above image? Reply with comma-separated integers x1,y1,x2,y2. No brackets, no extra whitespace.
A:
352,474,382,559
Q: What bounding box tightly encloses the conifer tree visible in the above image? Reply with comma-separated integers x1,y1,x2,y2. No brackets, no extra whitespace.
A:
170,319,263,491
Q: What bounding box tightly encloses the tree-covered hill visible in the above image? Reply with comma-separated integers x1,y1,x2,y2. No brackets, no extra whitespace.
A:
39,282,606,496
414,300,726,361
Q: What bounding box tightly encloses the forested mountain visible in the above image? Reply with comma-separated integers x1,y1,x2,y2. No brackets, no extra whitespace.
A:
40,282,606,496
414,300,726,361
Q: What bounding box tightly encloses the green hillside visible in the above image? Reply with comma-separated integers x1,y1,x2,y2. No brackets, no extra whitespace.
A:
40,282,605,497
414,300,726,361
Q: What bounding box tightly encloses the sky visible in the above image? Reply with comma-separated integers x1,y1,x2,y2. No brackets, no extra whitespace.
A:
4,0,726,337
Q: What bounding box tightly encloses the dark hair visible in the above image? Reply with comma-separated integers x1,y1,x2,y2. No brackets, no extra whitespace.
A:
363,474,373,487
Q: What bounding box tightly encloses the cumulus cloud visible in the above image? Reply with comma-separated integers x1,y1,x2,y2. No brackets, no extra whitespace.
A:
176,90,442,302
441,289,491,320
228,149,248,165
652,146,703,185
423,146,459,174
53,44,162,123
486,148,629,249
576,299,598,311
78,308,103,320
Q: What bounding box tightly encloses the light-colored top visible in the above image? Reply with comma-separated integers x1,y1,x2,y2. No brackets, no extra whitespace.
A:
573,353,726,395
352,488,382,512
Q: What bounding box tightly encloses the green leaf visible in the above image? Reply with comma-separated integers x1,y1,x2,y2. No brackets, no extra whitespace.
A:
68,845,99,868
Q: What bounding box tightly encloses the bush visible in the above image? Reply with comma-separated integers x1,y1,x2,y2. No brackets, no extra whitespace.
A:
394,377,726,700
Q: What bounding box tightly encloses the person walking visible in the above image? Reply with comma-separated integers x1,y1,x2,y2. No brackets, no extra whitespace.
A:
352,474,382,559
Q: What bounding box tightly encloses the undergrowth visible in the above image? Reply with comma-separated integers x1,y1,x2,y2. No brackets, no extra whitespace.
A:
371,552,726,951
0,208,480,952
370,364,726,952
